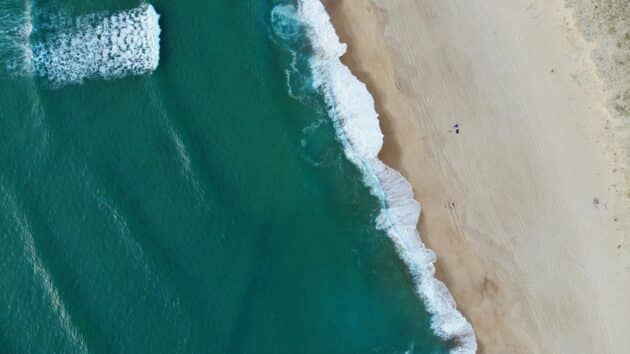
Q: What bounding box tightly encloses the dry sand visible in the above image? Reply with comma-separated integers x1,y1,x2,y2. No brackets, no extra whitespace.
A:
322,0,630,352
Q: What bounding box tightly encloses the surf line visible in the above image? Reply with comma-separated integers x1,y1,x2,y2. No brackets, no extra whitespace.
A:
274,1,478,353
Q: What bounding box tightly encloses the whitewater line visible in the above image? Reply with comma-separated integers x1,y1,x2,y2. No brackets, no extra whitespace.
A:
293,1,478,352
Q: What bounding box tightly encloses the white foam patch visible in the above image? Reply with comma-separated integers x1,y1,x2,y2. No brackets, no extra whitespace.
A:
1,181,88,353
31,3,160,86
290,1,478,352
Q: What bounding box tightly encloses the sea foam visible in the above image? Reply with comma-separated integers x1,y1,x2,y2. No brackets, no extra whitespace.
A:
0,0,34,75
33,3,160,86
2,2,160,86
281,1,478,352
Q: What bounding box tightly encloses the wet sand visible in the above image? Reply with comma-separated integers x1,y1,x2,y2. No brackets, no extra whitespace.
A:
323,0,630,352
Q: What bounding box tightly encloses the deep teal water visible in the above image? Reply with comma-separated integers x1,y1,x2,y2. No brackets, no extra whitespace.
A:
0,1,450,353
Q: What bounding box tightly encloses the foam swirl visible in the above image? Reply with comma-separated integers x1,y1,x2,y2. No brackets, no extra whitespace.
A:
284,1,478,352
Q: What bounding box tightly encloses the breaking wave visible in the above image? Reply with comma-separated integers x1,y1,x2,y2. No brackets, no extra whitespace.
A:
272,1,477,353
1,2,160,87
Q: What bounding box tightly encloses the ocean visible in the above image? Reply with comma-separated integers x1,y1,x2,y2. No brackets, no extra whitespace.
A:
0,0,473,353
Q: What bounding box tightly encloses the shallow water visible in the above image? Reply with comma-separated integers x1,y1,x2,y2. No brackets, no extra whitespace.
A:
0,1,451,352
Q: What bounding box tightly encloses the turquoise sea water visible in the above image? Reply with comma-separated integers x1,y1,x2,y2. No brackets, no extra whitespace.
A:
1,1,453,352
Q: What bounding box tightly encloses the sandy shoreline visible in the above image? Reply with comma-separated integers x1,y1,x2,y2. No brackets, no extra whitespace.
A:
323,0,630,352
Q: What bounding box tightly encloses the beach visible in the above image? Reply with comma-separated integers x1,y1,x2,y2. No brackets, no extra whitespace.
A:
323,0,630,352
